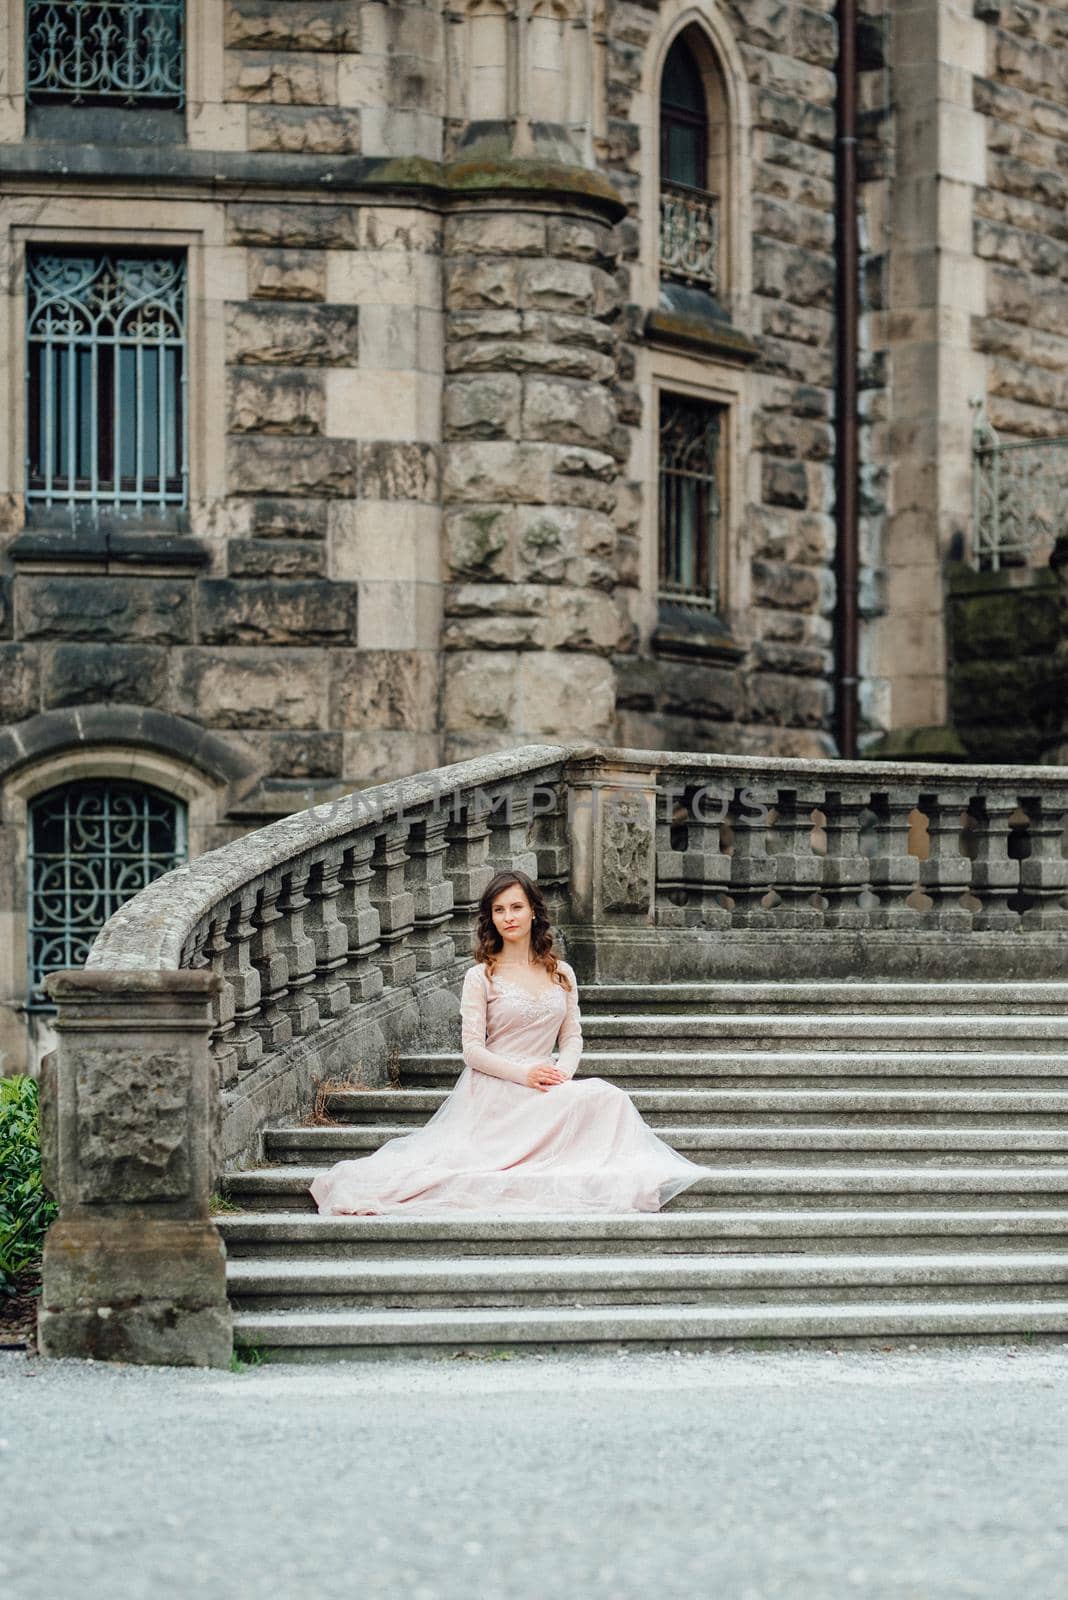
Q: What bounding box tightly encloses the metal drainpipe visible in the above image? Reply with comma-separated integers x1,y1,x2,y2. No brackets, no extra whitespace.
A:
835,0,860,758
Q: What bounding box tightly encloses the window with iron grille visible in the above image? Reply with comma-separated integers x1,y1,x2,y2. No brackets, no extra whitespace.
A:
27,779,187,1006
658,391,723,612
26,250,188,512
26,1,185,107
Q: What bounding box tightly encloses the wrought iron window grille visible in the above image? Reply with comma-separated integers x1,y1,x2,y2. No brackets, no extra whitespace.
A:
27,779,187,1008
658,392,723,613
971,403,1068,573
659,180,721,295
26,1,185,107
26,250,188,512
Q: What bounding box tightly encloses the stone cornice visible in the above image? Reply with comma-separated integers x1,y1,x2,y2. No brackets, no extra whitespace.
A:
0,145,629,221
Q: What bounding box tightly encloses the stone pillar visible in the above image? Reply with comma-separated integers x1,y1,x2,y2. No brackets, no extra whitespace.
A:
565,752,658,982
873,0,988,739
37,970,231,1368
440,174,630,763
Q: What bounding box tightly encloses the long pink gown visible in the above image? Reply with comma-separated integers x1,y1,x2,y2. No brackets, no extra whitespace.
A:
309,959,711,1215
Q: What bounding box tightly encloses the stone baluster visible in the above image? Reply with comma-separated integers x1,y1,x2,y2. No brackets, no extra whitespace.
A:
726,782,777,927
968,794,1022,932
370,823,417,988
486,784,539,877
868,788,921,927
766,784,824,927
336,834,383,1003
249,878,293,1052
821,786,873,929
531,778,571,933
205,910,238,1089
406,811,456,972
445,794,492,959
275,865,320,1038
223,890,263,1073
1019,792,1068,930
917,790,973,929
655,778,730,929
304,856,352,1022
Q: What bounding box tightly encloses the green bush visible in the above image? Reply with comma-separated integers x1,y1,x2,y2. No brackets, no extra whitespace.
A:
0,1075,58,1292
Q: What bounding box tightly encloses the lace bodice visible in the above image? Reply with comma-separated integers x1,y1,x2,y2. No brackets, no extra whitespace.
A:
459,960,583,1087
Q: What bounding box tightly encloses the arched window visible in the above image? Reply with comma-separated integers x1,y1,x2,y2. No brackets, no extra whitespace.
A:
661,36,708,190
27,779,187,1004
658,31,726,298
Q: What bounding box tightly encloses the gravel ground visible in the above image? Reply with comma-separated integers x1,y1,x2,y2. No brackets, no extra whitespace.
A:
4,1341,1068,1600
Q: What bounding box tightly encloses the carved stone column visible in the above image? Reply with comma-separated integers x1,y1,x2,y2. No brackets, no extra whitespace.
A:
566,754,657,981
38,969,231,1368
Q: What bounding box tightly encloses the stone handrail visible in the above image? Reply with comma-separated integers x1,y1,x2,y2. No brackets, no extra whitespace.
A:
38,743,1068,1366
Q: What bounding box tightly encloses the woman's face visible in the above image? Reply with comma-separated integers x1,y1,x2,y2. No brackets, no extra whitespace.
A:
490,883,533,951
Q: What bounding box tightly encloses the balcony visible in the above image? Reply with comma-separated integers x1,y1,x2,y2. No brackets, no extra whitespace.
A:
659,181,720,295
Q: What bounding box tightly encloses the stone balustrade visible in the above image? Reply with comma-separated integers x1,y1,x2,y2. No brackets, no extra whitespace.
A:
38,743,1068,1365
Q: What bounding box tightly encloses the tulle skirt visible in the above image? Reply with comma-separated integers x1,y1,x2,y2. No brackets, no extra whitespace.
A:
309,1066,711,1216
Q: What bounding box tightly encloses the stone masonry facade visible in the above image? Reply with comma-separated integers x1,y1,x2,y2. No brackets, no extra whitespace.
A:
2,0,1068,1068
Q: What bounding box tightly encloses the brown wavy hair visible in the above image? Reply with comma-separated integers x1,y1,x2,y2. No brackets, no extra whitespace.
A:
473,869,572,990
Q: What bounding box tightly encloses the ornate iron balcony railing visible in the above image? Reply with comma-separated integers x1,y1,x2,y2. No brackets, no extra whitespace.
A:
972,406,1068,572
26,0,185,107
659,180,720,294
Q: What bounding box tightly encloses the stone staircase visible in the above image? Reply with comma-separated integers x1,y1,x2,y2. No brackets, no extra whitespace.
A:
220,982,1068,1360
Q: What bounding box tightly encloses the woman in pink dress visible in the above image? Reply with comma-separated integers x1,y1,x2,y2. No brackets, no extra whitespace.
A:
309,868,710,1215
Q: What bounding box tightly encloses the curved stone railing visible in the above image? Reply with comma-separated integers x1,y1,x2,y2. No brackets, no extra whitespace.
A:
38,744,1068,1367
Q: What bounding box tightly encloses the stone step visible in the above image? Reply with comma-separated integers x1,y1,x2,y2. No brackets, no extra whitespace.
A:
218,1208,1068,1259
231,1298,1068,1360
577,982,1068,1016
398,1049,1068,1091
222,1164,1068,1213
265,1123,1068,1168
560,1015,1068,1051
225,1250,1068,1312
322,1086,1068,1128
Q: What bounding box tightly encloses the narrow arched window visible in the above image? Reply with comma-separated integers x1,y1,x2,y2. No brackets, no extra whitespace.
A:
27,779,187,1005
658,32,724,297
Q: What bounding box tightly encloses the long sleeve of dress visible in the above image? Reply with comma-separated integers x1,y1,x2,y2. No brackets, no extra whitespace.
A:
553,963,583,1079
459,966,533,1086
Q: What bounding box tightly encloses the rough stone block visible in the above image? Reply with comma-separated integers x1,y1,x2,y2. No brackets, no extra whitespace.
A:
176,647,328,729
357,442,439,502
443,374,521,440
523,376,615,447
225,0,362,53
752,558,822,611
330,648,438,731
660,659,745,720
43,644,170,709
227,367,326,435
762,457,810,508
749,671,832,729
249,498,329,539
226,204,359,249
228,436,361,497
514,505,585,584
227,538,326,578
754,236,835,306
226,303,359,367
517,651,615,737
248,248,327,302
444,651,518,731
0,643,40,721
259,731,343,779
444,442,553,504
198,580,358,645
18,577,192,645
546,217,617,266
444,258,520,312
226,51,335,105
443,506,516,581
248,106,361,154
445,214,546,257
519,259,614,315
77,1046,191,1201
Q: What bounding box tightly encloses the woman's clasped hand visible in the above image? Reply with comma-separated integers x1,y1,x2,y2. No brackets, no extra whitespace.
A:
526,1061,566,1091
